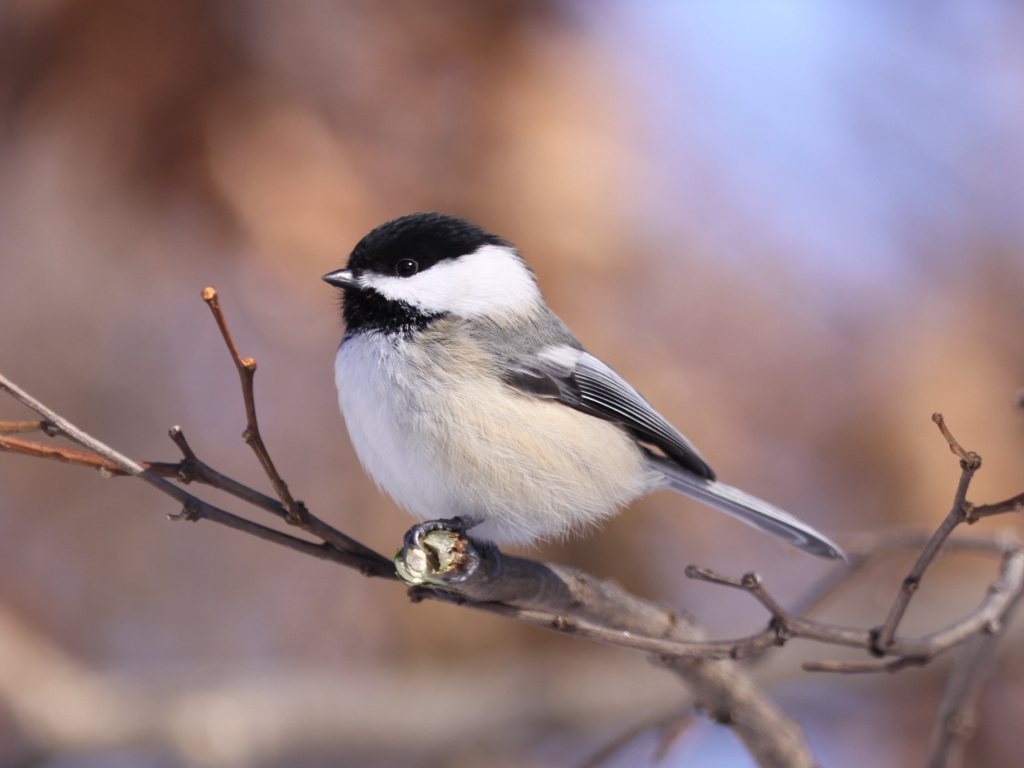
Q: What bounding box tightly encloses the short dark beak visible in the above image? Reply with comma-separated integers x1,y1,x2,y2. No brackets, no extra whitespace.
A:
322,269,356,288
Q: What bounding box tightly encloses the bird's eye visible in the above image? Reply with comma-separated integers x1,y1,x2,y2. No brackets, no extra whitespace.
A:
396,259,419,277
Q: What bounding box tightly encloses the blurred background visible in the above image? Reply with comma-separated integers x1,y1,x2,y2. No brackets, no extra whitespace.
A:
1,1,1023,766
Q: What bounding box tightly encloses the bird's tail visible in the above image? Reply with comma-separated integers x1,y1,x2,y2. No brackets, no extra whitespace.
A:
647,453,844,560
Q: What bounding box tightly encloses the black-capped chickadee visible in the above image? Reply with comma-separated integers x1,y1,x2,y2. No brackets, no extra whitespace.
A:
323,213,843,560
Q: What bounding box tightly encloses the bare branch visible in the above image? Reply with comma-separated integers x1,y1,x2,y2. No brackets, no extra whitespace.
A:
202,287,305,524
401,528,1022,669
5,355,1023,768
0,374,818,766
802,657,929,674
398,535,815,765
5,290,1024,767
971,492,1024,520
0,420,57,435
5,362,1019,743
0,372,395,578
166,424,386,564
198,287,391,566
932,412,981,470
873,415,982,653
0,434,180,477
0,423,390,571
684,567,790,625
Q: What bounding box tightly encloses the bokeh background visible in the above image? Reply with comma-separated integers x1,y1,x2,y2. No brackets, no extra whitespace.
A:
1,1,1023,766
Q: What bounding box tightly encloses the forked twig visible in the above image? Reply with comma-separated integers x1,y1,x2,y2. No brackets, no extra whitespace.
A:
0,372,395,578
199,287,385,562
872,414,994,655
201,287,304,525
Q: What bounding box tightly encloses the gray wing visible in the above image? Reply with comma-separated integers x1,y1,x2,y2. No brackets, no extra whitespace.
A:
502,345,716,480
503,344,844,560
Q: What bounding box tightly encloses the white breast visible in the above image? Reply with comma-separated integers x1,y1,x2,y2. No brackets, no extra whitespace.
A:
334,330,655,544
334,334,453,523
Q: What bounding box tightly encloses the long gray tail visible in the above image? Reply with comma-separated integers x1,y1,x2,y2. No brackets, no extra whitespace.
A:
648,453,844,560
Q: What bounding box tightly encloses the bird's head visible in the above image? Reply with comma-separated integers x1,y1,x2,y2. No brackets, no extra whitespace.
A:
323,213,541,334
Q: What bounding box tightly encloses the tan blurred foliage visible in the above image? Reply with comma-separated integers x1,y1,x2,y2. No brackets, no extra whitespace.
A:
0,1,1023,766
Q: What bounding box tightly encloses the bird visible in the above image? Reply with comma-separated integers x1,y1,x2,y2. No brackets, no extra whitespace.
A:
323,212,843,560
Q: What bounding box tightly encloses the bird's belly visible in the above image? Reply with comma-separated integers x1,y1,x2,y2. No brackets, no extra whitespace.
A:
335,334,652,544
335,335,453,524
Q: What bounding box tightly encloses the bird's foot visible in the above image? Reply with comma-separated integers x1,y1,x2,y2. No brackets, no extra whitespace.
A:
396,517,483,586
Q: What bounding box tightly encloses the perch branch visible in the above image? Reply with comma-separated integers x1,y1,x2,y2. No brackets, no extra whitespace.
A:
0,371,814,768
5,290,1024,767
2,366,1021,675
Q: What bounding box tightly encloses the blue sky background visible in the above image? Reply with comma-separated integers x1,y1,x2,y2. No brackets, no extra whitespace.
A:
593,0,1024,307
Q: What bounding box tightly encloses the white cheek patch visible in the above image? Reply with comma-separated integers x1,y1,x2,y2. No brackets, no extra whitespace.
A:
360,244,542,319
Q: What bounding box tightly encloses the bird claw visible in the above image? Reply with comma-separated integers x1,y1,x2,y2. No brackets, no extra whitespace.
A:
402,516,473,551
396,518,481,586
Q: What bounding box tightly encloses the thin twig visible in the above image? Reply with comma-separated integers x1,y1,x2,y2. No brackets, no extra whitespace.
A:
0,423,386,566
202,286,305,525
0,435,180,477
576,708,697,768
200,289,389,567
932,413,982,470
685,567,789,623
683,537,1024,664
0,373,395,579
456,598,786,661
653,709,698,762
873,415,981,653
971,492,1024,520
165,425,384,563
0,420,57,435
802,657,929,674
